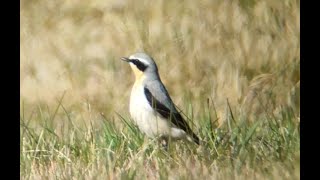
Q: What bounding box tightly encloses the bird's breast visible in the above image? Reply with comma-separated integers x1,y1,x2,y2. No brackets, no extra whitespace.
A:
130,84,152,115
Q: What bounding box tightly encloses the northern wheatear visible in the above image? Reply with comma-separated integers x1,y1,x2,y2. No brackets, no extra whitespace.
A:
121,52,200,148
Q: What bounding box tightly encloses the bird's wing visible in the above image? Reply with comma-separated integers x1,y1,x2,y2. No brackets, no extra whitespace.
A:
144,81,200,144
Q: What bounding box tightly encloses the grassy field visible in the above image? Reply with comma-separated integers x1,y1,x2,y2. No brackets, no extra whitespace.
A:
20,0,300,179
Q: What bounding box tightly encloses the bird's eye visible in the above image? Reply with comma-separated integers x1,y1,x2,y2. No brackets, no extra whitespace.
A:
130,59,139,64
131,59,148,72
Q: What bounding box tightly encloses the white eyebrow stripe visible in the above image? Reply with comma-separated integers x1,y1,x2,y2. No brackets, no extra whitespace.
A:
138,58,150,65
129,56,150,65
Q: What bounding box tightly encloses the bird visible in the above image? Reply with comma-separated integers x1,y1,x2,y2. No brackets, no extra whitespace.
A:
121,52,200,149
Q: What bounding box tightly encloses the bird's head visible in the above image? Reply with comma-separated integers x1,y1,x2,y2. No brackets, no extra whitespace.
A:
121,52,159,80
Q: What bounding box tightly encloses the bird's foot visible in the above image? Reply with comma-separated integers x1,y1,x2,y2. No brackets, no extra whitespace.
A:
159,136,168,151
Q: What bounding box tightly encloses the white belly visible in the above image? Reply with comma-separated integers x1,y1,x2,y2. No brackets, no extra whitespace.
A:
129,84,171,138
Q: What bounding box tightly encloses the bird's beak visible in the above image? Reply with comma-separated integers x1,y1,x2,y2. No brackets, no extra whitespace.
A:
121,57,130,62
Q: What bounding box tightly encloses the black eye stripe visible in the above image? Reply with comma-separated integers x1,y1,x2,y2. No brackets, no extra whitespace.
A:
130,59,148,72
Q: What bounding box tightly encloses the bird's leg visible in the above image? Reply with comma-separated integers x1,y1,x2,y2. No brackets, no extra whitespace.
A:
158,136,169,151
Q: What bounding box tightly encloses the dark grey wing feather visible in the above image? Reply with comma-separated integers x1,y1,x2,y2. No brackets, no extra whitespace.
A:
144,83,200,145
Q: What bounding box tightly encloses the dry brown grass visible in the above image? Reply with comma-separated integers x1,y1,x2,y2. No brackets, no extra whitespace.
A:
21,0,299,122
20,0,300,179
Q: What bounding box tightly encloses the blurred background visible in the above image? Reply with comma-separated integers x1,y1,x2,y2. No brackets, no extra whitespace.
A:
20,0,300,134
